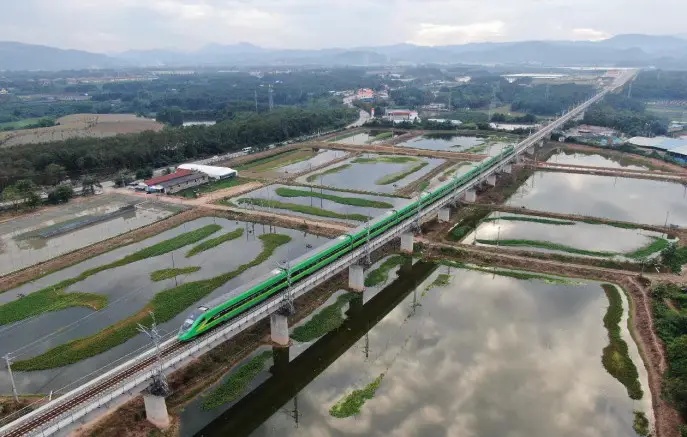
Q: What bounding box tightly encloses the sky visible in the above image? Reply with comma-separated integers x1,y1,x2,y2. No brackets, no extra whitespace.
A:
0,0,683,53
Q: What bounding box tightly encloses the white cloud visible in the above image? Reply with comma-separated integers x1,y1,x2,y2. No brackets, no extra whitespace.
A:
408,21,506,46
572,28,611,41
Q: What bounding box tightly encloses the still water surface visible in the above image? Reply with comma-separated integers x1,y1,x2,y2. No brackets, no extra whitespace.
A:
187,263,648,437
508,171,687,226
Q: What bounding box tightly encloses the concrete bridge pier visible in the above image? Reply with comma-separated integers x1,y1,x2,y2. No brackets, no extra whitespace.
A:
143,393,170,429
463,189,477,203
501,164,512,174
270,313,290,346
401,232,414,254
486,174,497,186
526,146,534,155
348,264,365,292
438,207,450,223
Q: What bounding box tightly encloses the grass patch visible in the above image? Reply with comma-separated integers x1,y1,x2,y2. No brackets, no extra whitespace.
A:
476,239,617,257
13,234,292,371
352,156,419,164
150,266,201,282
442,162,473,178
464,144,489,153
0,289,107,326
202,350,273,410
275,187,393,209
176,178,250,199
291,293,358,342
601,284,643,400
376,162,429,185
366,132,392,143
186,228,245,257
306,164,352,183
626,237,669,259
448,207,491,242
235,198,370,222
580,218,641,229
365,255,406,286
426,274,451,290
234,149,306,171
633,411,650,436
0,224,221,326
417,181,430,192
329,374,384,418
482,216,576,226
441,261,584,285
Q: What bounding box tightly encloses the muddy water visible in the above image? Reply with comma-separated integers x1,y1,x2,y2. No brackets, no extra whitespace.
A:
0,197,179,276
330,131,394,145
296,154,445,194
507,171,687,226
465,212,666,256
397,134,484,152
547,152,649,170
0,217,328,394
275,150,349,174
190,263,648,437
233,184,410,224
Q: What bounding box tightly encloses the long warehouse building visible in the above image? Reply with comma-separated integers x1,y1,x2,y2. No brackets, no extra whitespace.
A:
178,163,237,179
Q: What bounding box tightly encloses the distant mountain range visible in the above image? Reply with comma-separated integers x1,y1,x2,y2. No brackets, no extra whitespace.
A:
2,34,687,71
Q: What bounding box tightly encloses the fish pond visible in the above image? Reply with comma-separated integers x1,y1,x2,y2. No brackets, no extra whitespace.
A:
547,151,649,170
463,212,668,259
183,262,650,437
328,130,396,145
230,184,409,224
0,217,329,394
295,154,446,194
0,195,180,276
507,171,687,226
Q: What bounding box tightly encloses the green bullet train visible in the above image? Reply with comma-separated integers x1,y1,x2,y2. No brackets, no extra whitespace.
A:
178,145,516,341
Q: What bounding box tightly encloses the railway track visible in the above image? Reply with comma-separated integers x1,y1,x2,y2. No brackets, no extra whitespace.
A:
3,338,186,437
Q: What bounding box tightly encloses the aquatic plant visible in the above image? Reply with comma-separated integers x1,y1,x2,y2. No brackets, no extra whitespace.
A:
186,228,245,257
365,256,406,286
291,293,358,342
202,351,273,410
600,284,643,400
305,164,352,182
275,187,393,209
13,234,292,371
150,266,201,282
376,162,429,185
237,198,370,222
329,374,385,418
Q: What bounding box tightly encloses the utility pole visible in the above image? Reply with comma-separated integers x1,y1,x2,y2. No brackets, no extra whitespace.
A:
268,85,274,112
627,82,633,99
137,313,169,397
5,353,19,402
254,90,258,113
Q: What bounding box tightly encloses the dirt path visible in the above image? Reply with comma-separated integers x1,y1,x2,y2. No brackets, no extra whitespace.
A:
533,162,687,183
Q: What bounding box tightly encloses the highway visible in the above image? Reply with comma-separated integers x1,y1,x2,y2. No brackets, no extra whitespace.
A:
0,70,634,437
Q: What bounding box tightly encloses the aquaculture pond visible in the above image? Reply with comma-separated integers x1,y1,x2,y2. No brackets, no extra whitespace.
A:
0,217,329,394
464,212,668,258
507,171,687,226
184,263,649,437
397,134,484,152
231,184,409,224
295,154,446,194
0,195,180,276
328,130,395,145
547,151,649,170
275,149,349,174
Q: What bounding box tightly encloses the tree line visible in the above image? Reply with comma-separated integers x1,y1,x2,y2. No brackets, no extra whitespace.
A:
0,107,357,190
582,93,667,137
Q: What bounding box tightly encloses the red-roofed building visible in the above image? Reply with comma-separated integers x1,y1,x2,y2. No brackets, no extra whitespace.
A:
143,169,208,194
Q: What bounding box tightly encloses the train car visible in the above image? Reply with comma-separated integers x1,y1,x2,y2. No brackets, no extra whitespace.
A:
178,144,518,341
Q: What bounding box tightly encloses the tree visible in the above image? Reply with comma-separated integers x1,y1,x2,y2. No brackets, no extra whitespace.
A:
156,107,184,127
11,179,41,209
81,175,101,196
44,163,67,186
1,186,21,209
114,171,134,187
47,184,74,204
135,167,154,179
163,167,173,175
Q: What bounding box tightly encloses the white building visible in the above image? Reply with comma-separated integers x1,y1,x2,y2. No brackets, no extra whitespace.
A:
177,163,237,180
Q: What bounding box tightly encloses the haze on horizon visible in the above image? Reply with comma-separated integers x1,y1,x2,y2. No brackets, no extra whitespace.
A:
0,0,683,53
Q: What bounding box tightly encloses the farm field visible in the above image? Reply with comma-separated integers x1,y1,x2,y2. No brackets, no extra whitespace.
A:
0,114,164,147
0,193,181,276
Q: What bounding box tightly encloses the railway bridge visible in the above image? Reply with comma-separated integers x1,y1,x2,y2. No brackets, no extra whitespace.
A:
0,71,634,437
